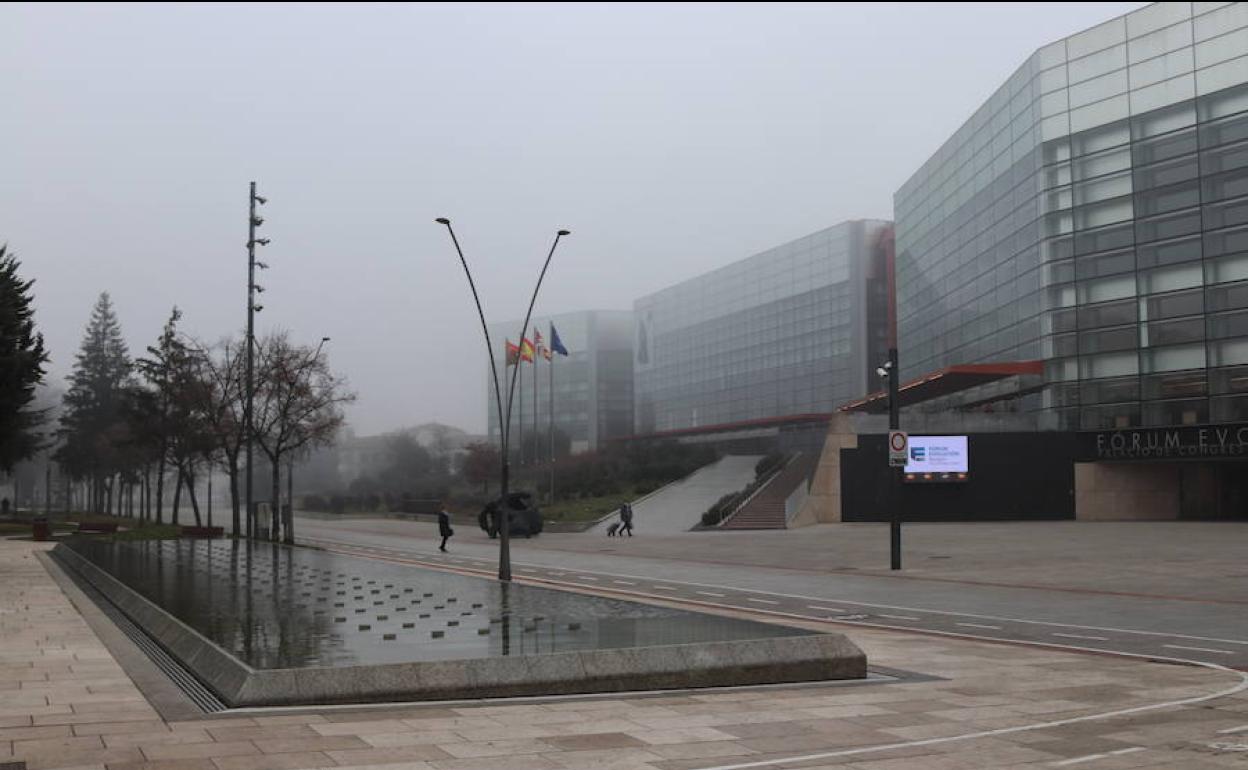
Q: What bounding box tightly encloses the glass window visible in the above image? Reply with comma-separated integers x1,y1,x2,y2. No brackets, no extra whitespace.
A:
1081,375,1139,404
1079,324,1137,353
1136,207,1203,243
1131,74,1196,114
1199,109,1248,149
1075,171,1132,204
1137,234,1202,268
1080,273,1137,303
1208,308,1248,339
1079,298,1137,328
1128,18,1193,64
1205,253,1248,285
1044,333,1078,357
1211,393,1248,420
1204,223,1248,257
1144,317,1204,346
1130,50,1195,90
1081,350,1139,378
1070,45,1127,84
1134,156,1199,190
1208,280,1248,312
1142,370,1207,399
1143,398,1208,426
1073,146,1132,181
1076,249,1135,281
1140,262,1204,295
1080,402,1140,429
1075,221,1134,254
1143,287,1204,320
1140,343,1207,372
1210,364,1248,394
1203,196,1248,230
1211,337,1248,366
1133,127,1198,165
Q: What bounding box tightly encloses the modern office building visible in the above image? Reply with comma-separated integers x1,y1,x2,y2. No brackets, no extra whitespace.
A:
816,2,1248,523
486,310,633,455
893,1,1248,432
633,220,893,447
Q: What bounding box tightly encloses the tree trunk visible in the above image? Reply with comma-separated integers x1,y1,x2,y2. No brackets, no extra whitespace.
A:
104,476,113,517
155,455,166,524
186,466,202,527
270,458,282,543
228,462,240,539
171,467,183,526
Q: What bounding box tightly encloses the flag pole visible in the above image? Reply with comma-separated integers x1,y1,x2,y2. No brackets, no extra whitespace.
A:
532,332,538,467
548,323,555,504
518,358,524,466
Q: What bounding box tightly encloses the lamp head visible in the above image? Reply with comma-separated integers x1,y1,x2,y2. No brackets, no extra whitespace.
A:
435,217,450,225
557,229,571,236
254,194,267,205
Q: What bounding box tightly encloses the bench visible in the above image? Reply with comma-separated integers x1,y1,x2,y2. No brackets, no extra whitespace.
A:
180,525,225,539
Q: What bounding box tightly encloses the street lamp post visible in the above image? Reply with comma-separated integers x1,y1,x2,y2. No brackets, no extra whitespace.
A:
436,219,570,582
245,182,269,541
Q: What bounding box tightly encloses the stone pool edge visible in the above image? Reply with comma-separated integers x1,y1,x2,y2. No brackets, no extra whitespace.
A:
51,543,867,707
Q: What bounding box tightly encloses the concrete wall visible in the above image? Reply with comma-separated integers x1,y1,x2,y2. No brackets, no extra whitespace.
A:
793,414,857,526
1074,462,1180,520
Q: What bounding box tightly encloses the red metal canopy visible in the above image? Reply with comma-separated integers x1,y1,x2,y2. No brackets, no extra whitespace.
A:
838,361,1044,414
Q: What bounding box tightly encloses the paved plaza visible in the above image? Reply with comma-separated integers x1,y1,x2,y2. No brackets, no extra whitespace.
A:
5,522,1248,770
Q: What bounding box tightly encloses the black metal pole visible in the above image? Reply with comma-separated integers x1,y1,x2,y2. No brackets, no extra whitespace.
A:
245,182,256,541
888,345,901,571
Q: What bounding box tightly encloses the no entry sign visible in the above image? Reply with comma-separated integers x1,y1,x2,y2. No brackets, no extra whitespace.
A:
888,430,908,467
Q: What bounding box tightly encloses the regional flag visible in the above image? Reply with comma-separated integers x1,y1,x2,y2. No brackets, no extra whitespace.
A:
550,324,568,356
535,327,551,361
520,337,535,363
505,339,521,367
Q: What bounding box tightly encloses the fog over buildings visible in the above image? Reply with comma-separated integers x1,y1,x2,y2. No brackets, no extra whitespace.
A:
0,2,1142,436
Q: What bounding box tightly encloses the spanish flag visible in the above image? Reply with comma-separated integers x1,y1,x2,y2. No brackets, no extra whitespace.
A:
505,339,521,367
520,337,535,363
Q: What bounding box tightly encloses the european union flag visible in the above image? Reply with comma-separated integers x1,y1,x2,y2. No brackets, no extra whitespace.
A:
550,324,568,356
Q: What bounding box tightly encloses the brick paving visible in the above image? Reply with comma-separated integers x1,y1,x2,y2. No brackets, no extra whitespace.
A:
4,538,1248,770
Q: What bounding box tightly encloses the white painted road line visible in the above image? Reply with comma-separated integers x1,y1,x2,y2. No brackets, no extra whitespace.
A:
698,591,727,598
807,605,847,613
1164,644,1235,655
1053,633,1110,642
612,580,636,586
650,585,678,591
577,576,599,581
1217,724,1248,734
957,622,1002,630
747,598,780,606
1053,747,1145,766
878,613,920,621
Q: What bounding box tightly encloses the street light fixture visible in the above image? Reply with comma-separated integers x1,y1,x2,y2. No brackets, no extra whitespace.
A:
436,217,570,582
244,181,270,541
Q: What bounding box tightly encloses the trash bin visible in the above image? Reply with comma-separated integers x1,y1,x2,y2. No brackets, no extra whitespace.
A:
32,517,50,542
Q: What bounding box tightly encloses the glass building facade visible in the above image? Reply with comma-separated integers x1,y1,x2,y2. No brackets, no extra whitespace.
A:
634,220,893,435
486,310,633,454
895,2,1248,430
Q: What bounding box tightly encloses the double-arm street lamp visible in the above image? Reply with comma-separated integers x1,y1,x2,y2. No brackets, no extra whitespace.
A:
436,218,570,582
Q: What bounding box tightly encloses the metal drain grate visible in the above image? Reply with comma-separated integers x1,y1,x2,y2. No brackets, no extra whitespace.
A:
54,555,226,713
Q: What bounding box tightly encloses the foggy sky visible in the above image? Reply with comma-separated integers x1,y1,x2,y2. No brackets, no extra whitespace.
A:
1,2,1142,436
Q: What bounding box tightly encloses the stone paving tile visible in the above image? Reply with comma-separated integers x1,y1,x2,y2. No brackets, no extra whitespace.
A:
540,733,648,752
103,729,213,749
203,726,319,742
140,741,260,762
210,750,334,770
358,731,464,748
427,756,561,770
325,745,455,764
647,740,757,760
107,760,219,770
434,738,557,759
251,736,370,754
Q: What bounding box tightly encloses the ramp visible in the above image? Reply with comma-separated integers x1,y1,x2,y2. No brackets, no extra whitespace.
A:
592,455,764,535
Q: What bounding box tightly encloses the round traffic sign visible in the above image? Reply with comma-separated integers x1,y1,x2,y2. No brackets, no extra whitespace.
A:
889,431,907,452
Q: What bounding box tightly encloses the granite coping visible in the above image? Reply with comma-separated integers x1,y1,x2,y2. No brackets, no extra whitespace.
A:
50,544,866,707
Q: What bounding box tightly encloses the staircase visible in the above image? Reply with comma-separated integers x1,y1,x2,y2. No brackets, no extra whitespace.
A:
720,453,818,530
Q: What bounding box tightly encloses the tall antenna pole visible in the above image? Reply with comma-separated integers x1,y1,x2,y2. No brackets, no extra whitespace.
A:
245,182,269,540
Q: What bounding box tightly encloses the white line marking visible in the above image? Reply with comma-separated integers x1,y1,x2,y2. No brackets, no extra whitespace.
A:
576,576,598,581
698,591,727,598
807,605,847,613
957,622,1002,630
1053,747,1145,766
695,647,1243,770
878,614,919,621
746,598,780,605
612,580,636,586
1217,725,1248,734
1053,633,1109,641
650,585,677,591
1164,644,1234,655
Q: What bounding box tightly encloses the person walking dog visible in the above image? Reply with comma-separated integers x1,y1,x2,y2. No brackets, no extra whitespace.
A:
620,502,634,537
438,503,454,552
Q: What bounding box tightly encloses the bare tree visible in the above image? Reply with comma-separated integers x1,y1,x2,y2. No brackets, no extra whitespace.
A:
253,332,354,544
196,336,247,536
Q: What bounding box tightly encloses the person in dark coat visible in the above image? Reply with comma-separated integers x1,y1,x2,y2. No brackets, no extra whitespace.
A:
437,503,454,552
620,502,634,537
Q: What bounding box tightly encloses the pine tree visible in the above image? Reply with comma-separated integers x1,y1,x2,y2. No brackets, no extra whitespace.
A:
0,246,50,471
56,293,133,513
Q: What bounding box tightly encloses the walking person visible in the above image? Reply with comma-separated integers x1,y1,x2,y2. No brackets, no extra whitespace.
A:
437,503,454,552
620,501,634,537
